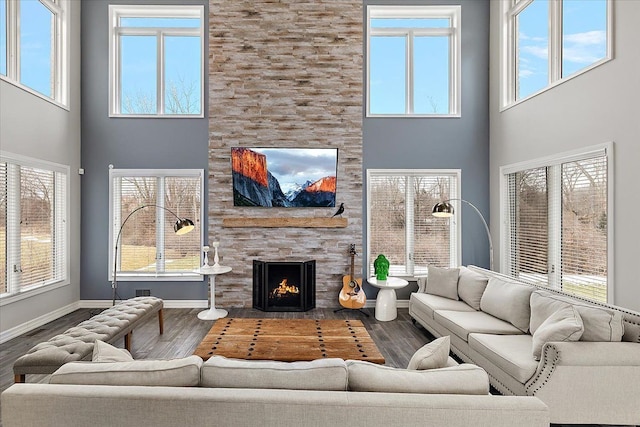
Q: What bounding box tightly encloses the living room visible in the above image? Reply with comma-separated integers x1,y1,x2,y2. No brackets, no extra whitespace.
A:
1,0,639,425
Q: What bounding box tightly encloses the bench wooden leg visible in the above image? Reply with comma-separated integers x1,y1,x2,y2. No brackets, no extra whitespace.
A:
158,309,164,335
15,374,25,383
124,332,132,351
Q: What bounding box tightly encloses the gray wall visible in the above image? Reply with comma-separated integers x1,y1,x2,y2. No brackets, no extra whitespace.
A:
489,1,640,311
0,1,82,339
363,0,490,300
80,0,209,302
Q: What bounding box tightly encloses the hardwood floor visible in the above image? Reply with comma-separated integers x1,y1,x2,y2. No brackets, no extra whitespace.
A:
0,307,621,427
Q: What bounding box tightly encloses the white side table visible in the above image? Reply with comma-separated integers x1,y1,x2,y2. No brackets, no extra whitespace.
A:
368,277,409,321
196,265,232,320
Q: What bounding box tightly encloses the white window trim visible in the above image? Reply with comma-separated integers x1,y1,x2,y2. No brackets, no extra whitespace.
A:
366,5,461,118
366,169,461,280
0,151,71,303
500,0,613,111
0,0,70,109
108,5,205,118
499,142,614,302
108,167,205,281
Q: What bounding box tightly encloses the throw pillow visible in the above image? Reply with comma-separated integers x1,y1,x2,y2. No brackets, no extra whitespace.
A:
346,361,489,395
480,277,535,332
457,266,489,310
426,266,460,300
532,306,584,360
406,336,450,370
92,339,133,362
50,356,203,386
200,356,348,391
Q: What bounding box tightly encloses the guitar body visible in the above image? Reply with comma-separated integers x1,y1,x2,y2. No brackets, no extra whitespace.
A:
339,244,366,309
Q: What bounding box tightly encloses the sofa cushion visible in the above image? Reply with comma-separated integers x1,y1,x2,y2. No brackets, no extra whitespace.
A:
200,356,348,391
92,340,133,362
531,306,584,360
480,277,535,332
346,361,489,395
434,310,524,342
423,266,460,300
529,290,624,342
410,292,476,320
457,266,489,310
49,356,203,386
407,336,450,370
468,333,539,384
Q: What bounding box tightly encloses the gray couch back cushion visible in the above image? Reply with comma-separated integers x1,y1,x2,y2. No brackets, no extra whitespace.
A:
480,277,534,332
201,356,348,391
530,290,624,341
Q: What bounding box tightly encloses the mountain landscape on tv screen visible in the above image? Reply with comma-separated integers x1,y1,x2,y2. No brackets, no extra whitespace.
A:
231,147,337,207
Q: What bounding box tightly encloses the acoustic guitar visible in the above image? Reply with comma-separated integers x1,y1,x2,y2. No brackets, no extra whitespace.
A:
338,244,366,309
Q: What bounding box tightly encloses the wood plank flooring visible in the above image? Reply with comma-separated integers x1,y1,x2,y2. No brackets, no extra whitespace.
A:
0,307,617,427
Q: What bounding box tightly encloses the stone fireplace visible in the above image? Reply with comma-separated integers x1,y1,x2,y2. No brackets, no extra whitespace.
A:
253,260,316,312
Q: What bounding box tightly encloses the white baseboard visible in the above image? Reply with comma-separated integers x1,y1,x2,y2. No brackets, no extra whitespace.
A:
0,301,80,344
78,300,209,309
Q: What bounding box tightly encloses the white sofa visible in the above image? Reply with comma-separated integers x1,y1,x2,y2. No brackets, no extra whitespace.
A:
409,265,640,425
1,345,550,427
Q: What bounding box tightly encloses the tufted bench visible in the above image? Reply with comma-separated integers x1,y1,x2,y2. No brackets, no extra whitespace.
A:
13,297,164,383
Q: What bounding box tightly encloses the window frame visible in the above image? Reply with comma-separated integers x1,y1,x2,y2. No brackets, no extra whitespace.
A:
0,151,70,303
366,5,461,118
366,169,461,280
108,168,205,282
499,142,614,303
501,0,613,110
0,0,70,109
108,4,205,118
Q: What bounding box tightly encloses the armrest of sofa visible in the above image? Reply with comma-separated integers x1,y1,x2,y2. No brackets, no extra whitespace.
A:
525,341,640,424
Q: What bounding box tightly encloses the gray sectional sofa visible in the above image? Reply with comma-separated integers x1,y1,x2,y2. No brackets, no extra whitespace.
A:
1,342,550,427
409,265,640,425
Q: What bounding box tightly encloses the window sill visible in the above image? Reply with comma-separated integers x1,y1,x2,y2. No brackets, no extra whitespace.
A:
0,76,70,111
0,280,71,306
109,273,203,282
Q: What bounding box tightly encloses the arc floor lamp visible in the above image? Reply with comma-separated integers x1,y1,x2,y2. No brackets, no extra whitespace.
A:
432,199,493,271
112,205,195,306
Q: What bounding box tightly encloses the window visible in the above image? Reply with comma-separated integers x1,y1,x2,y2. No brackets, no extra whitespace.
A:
502,0,611,106
501,144,611,303
0,153,69,297
109,5,204,117
0,0,69,106
367,169,460,278
366,5,461,117
109,168,203,281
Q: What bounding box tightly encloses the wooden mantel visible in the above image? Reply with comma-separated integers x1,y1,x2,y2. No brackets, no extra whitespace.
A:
222,217,348,228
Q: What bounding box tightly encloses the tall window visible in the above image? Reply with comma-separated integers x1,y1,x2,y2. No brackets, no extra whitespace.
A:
109,5,204,117
366,5,461,117
502,0,611,106
0,153,69,297
502,144,611,303
367,170,460,278
0,0,69,106
109,169,203,280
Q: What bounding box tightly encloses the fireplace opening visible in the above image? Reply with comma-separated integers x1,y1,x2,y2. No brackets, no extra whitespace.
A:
253,260,315,312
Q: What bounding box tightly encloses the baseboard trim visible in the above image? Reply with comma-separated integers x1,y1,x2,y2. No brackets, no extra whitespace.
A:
78,300,209,309
0,301,80,344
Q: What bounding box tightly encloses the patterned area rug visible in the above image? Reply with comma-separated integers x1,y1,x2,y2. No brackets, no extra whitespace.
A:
193,318,385,364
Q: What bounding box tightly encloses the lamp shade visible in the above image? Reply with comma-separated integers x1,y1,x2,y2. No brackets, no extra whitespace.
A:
432,201,455,218
174,218,195,235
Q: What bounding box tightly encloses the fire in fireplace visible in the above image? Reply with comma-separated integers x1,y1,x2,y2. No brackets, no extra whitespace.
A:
253,260,315,312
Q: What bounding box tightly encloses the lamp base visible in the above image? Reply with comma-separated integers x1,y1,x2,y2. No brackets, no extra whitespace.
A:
197,308,228,320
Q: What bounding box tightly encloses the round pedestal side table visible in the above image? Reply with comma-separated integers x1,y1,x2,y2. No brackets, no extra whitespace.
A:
195,265,232,320
368,277,409,321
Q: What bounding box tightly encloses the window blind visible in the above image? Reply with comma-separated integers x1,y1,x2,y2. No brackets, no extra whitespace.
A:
503,148,608,302
0,162,6,293
367,171,458,278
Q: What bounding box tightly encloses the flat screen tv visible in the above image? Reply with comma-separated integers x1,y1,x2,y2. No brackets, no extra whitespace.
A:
231,147,338,207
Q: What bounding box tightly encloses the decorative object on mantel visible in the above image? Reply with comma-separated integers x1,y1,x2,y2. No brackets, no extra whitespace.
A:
112,205,194,306
432,199,494,270
332,202,345,217
222,217,347,228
